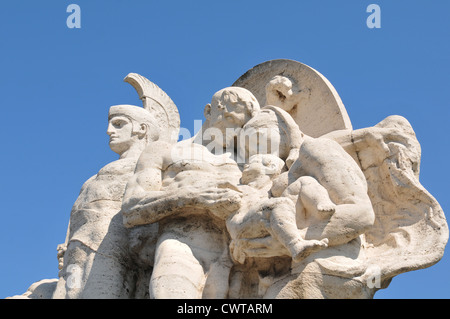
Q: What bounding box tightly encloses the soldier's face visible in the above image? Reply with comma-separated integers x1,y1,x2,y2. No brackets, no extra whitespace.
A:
107,115,134,155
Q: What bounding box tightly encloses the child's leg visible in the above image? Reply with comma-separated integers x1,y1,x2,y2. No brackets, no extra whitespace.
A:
298,176,336,218
269,197,328,262
269,197,304,249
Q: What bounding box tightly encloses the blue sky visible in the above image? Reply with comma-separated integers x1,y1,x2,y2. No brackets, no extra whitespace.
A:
1,1,449,299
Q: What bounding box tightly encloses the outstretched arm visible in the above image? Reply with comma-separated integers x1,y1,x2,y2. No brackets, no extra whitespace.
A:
121,141,242,227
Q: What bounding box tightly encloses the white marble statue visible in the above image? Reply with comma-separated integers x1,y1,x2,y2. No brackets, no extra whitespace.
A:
51,104,161,299
8,75,180,299
8,60,448,299
228,60,448,298
121,87,260,298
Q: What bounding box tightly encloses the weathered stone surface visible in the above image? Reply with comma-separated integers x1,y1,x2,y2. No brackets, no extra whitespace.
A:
8,60,447,299
233,59,352,138
7,279,58,299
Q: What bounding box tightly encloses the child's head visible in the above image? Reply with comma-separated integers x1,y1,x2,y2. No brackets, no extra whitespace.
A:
241,154,285,185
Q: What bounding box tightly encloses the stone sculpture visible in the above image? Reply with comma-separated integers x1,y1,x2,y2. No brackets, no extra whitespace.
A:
121,87,259,298
8,59,448,299
51,104,162,299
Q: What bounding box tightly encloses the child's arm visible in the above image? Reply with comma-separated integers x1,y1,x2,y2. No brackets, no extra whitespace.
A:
271,172,289,198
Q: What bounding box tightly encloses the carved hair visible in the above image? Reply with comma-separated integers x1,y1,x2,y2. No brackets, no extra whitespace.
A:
215,87,260,118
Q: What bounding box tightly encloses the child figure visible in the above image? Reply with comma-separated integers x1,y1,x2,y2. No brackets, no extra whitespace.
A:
226,154,330,264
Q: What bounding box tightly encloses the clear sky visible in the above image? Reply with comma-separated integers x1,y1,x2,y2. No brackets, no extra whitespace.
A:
1,1,449,299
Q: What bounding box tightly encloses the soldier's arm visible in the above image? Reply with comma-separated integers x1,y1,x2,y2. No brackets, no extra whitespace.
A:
121,141,171,227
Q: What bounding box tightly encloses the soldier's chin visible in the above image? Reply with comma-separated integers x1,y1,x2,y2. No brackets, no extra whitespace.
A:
109,141,126,155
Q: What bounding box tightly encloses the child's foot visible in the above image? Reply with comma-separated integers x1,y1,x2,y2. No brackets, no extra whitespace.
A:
317,202,336,213
290,238,329,263
316,195,336,218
